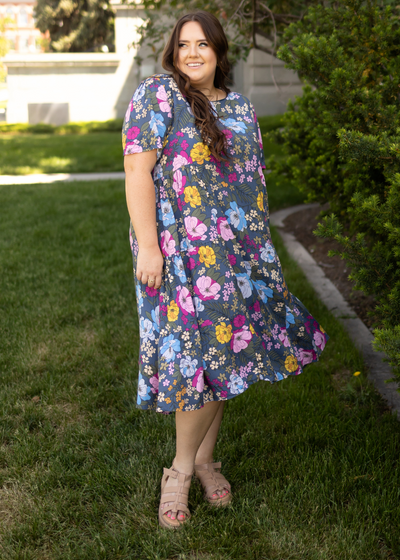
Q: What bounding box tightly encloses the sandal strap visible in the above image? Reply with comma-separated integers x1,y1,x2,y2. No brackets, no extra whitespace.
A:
194,462,231,499
160,466,192,517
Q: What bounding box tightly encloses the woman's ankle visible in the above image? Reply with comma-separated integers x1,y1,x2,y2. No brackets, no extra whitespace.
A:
194,455,214,466
172,457,194,475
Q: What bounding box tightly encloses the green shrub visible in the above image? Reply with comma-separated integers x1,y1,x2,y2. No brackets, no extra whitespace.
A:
268,0,400,385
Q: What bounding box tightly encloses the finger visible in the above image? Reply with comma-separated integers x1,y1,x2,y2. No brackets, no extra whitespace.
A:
154,274,162,290
147,277,156,287
136,270,142,282
141,274,149,285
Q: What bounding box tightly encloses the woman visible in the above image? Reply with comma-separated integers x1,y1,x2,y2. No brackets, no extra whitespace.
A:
123,11,329,529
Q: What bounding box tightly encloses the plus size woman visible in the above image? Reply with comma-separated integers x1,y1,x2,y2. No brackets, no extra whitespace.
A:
123,11,329,529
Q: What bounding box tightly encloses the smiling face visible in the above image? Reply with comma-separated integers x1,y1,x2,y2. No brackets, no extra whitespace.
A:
176,21,218,93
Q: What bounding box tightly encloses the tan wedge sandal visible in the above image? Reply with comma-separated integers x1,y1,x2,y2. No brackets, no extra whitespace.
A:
158,464,193,529
194,461,232,507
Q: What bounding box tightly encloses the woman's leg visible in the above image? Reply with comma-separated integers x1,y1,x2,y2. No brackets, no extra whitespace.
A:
194,402,229,501
162,400,222,521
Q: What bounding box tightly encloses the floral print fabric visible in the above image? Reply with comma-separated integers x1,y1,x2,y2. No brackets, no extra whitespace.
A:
122,74,329,414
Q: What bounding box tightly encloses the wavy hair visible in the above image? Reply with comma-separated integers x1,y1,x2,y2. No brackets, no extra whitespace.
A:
162,11,231,161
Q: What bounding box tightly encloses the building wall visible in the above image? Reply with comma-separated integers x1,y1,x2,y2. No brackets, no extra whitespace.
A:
0,0,43,53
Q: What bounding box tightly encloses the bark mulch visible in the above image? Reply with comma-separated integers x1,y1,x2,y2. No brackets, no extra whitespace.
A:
282,203,376,330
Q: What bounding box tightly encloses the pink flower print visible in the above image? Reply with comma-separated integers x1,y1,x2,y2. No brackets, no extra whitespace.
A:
253,300,260,313
146,286,158,296
194,276,221,301
233,314,246,328
228,172,237,183
149,373,159,394
177,131,184,137
257,125,263,149
299,348,316,365
125,140,143,154
258,165,266,185
173,169,186,195
181,140,189,150
177,286,195,315
182,315,188,325
217,217,235,241
177,198,184,212
156,85,172,117
173,151,192,171
185,216,207,240
278,327,290,347
187,257,196,270
192,367,204,393
227,254,236,267
222,129,233,141
127,126,140,140
314,330,326,351
230,326,252,353
202,320,212,327
160,230,176,256
220,390,228,399
160,304,168,315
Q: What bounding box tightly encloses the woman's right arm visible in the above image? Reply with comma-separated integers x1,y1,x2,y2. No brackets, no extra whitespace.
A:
125,150,164,290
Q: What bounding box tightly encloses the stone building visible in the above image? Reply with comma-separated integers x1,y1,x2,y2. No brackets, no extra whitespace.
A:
0,0,43,53
3,2,303,124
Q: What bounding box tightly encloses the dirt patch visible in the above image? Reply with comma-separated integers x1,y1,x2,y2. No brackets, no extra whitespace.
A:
282,204,376,329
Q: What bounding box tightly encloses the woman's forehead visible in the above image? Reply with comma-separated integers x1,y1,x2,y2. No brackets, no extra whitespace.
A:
179,21,206,41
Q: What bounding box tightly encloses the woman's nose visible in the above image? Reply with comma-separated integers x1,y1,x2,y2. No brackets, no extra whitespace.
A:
188,44,199,57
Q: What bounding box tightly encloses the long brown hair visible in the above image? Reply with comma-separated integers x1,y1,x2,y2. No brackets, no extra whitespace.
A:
162,11,231,161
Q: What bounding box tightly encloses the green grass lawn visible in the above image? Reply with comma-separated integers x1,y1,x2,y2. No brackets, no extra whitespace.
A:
0,180,399,559
0,114,305,211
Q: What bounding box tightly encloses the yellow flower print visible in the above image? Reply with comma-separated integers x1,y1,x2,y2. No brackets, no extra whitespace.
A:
184,186,201,207
216,322,232,344
249,323,256,335
320,326,326,334
257,191,264,211
190,142,211,164
165,397,171,404
285,355,298,372
122,133,127,149
198,246,216,268
167,300,179,321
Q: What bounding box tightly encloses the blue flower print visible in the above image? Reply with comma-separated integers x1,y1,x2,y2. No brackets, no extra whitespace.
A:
137,372,151,404
151,305,160,332
160,334,181,363
159,200,175,226
150,110,166,137
253,279,273,302
285,305,295,328
132,82,146,102
136,283,144,313
260,242,276,263
227,373,245,394
211,208,217,223
140,317,155,342
193,296,204,316
242,260,253,276
223,118,247,134
174,256,186,283
179,356,198,377
225,201,247,231
236,273,253,299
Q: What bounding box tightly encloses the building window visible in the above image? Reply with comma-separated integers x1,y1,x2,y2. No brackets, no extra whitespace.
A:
5,6,15,23
18,6,28,27
19,36,29,51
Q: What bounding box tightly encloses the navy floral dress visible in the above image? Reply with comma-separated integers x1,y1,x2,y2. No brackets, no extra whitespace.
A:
122,73,329,414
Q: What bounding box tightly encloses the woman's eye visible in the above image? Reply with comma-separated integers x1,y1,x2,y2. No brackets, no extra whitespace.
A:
199,42,208,47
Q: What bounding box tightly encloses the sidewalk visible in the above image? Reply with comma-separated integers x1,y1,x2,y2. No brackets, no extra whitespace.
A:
0,172,125,185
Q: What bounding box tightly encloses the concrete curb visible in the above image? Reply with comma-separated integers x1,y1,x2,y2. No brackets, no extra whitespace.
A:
270,204,400,420
0,172,125,185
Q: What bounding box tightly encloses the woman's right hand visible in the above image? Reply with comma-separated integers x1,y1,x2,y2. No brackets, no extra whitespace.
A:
136,245,164,290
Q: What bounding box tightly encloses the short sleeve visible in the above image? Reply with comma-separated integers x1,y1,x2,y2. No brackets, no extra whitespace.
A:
122,76,174,156
249,102,266,170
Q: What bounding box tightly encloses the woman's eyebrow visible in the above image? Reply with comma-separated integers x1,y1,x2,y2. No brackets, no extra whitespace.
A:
178,39,208,43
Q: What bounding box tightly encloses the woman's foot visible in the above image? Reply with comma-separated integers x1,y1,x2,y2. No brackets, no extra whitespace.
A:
194,461,232,506
159,462,193,528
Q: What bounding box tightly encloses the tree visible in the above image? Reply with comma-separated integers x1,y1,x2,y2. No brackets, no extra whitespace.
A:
131,0,317,66
269,0,400,385
34,0,115,53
